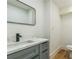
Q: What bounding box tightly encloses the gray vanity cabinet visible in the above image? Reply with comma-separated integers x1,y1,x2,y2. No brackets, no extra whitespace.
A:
7,41,49,59
8,45,40,59
40,42,49,59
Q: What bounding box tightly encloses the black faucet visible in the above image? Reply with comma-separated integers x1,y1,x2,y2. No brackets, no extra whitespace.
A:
16,33,22,42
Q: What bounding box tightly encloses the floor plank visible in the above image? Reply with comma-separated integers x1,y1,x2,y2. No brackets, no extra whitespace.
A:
52,49,70,59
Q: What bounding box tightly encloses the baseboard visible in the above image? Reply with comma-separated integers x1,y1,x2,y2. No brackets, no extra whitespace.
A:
49,47,61,59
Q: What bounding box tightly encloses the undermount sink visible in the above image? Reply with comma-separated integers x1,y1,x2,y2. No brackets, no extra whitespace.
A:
26,40,35,43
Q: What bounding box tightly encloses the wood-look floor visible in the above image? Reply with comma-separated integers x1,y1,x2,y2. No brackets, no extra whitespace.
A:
52,49,70,59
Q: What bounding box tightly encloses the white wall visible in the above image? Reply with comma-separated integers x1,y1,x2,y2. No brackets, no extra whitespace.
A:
43,0,50,39
61,13,72,46
49,0,62,55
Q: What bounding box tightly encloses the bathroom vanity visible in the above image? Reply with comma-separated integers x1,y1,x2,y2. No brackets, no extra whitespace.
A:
7,38,49,59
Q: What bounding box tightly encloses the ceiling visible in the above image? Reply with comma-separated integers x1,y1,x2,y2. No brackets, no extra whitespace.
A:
52,0,72,10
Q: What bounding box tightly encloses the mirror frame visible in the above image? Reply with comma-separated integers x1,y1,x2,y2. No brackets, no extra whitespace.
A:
7,0,36,26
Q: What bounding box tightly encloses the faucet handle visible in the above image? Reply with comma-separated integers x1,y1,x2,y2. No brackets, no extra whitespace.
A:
16,33,22,42
16,33,22,37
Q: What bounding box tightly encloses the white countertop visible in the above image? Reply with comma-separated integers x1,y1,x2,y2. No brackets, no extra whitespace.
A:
7,38,48,55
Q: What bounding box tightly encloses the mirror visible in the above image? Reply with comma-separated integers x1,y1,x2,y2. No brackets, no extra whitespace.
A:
7,0,36,25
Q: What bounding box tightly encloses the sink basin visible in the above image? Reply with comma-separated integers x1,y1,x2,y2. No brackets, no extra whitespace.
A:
26,40,35,43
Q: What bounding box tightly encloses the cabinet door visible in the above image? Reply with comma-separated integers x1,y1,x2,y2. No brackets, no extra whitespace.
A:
8,54,40,59
7,45,39,59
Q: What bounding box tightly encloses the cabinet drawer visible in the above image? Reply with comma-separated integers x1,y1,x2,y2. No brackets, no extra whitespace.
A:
8,45,39,59
40,42,49,52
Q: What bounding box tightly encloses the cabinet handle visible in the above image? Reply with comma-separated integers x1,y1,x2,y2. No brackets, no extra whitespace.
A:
42,49,48,53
